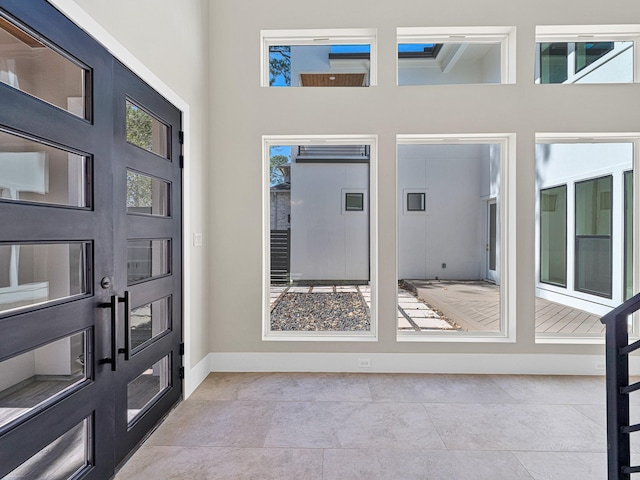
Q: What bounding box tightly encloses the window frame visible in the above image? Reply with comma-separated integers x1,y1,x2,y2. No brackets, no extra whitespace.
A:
262,134,378,342
535,25,640,84
396,133,517,343
260,29,378,88
396,26,517,85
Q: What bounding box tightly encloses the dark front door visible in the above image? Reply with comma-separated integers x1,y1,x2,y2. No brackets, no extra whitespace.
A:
0,2,183,478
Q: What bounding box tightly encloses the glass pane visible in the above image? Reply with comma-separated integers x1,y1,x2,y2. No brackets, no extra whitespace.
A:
2,417,90,479
269,44,370,87
268,145,371,332
397,144,501,334
130,296,170,350
539,43,568,84
127,239,170,284
407,192,425,211
0,331,87,430
540,185,567,286
575,176,613,298
127,355,170,424
0,243,87,314
126,170,169,216
576,42,614,72
535,143,632,337
0,130,88,208
625,171,633,300
537,41,633,84
0,16,87,118
345,193,363,211
398,43,502,85
125,100,169,158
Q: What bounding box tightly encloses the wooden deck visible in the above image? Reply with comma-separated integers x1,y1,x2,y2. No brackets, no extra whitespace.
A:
404,280,603,334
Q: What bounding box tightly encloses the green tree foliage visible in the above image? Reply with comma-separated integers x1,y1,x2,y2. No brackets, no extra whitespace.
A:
126,103,153,151
269,46,291,86
126,104,154,210
270,155,289,185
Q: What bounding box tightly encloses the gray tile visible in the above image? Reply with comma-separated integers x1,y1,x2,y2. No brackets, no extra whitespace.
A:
146,400,275,447
426,403,606,451
323,449,533,480
236,372,372,402
573,403,640,453
264,401,446,449
513,452,607,480
367,374,517,404
187,372,269,401
114,446,323,480
491,375,606,405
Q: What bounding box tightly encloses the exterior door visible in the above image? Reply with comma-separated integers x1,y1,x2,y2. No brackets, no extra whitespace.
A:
0,2,183,478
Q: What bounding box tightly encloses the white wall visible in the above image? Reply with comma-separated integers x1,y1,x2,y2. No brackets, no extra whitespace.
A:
290,161,369,281
209,0,640,364
575,45,634,84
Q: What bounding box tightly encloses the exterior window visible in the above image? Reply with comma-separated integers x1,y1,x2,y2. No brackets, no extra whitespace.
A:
345,192,364,211
261,29,377,87
575,176,613,298
539,43,568,84
540,185,567,287
396,27,516,85
407,192,425,211
576,42,614,72
264,137,376,340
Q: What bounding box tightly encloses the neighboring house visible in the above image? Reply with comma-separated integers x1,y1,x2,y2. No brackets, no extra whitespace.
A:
397,143,501,284
270,145,370,283
535,142,633,316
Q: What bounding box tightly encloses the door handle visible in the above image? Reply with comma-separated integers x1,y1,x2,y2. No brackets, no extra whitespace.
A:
118,291,131,361
100,294,121,371
100,292,130,370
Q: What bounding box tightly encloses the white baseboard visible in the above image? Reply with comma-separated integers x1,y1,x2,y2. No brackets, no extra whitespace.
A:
206,352,640,376
184,354,212,399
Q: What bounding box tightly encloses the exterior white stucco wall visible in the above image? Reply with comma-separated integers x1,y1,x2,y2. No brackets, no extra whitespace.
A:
290,161,369,281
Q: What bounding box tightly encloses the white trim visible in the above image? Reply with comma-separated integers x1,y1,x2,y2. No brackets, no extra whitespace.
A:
262,134,378,342
208,352,640,376
260,28,378,87
396,26,516,84
396,133,517,342
184,352,211,399
47,0,195,395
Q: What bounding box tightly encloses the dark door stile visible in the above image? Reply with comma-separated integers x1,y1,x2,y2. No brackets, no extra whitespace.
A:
0,2,183,478
112,61,183,467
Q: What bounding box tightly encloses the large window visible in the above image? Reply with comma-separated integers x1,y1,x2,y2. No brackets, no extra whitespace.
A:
397,27,516,85
535,139,635,341
263,136,377,340
261,29,377,87
396,135,515,341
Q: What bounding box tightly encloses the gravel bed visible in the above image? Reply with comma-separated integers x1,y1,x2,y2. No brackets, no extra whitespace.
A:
270,292,370,331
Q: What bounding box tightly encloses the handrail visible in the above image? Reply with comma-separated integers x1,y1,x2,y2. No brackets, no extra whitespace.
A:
601,291,640,479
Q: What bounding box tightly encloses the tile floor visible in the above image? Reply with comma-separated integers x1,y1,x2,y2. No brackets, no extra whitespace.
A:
115,372,630,479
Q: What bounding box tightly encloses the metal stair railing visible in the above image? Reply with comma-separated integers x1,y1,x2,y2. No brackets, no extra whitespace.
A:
601,292,640,479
